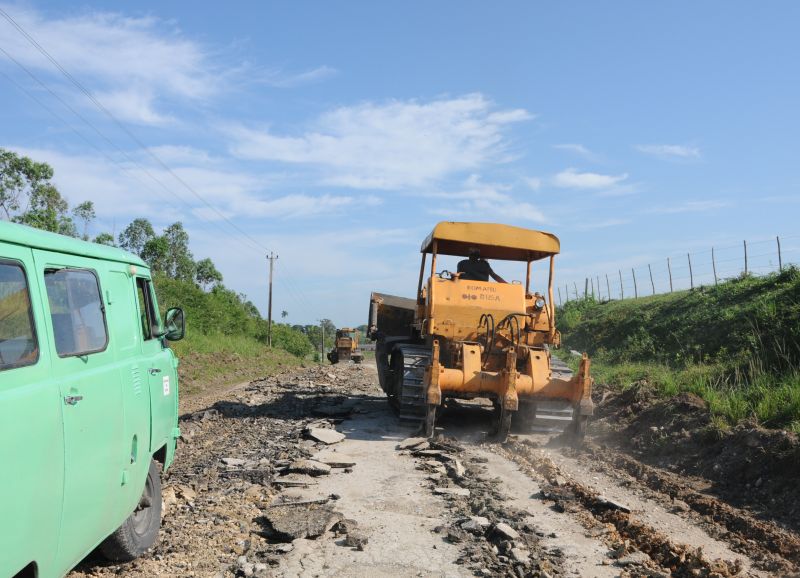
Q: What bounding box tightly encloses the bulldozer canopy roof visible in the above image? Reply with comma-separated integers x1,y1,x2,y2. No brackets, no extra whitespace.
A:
421,222,560,261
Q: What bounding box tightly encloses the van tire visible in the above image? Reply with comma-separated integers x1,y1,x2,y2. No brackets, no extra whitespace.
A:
100,459,162,561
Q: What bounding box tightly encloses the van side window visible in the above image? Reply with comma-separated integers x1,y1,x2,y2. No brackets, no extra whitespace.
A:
0,260,39,371
44,268,109,357
136,277,160,340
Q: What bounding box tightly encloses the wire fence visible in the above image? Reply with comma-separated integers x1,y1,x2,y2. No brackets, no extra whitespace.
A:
559,235,800,305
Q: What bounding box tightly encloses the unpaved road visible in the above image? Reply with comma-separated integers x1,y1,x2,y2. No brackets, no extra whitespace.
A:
71,362,800,577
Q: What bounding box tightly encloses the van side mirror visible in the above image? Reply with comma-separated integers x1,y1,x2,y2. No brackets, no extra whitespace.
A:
163,308,185,342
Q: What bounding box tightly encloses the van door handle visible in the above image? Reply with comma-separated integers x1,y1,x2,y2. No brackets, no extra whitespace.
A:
64,395,83,406
149,368,162,375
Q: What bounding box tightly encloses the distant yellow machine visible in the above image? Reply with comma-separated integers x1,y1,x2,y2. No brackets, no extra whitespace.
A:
368,222,593,442
327,328,364,364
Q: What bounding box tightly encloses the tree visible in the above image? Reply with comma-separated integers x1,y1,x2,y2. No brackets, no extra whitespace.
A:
94,232,116,246
141,236,170,274
0,148,94,238
320,318,336,337
72,201,95,240
15,183,76,236
163,222,195,281
1,148,53,220
281,310,288,319
118,218,155,256
195,257,223,290
0,149,80,236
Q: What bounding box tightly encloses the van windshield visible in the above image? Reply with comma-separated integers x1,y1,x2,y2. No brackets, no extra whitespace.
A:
0,261,39,371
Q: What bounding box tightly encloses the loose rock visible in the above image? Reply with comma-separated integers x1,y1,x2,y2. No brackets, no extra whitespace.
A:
286,459,331,476
434,486,470,497
494,522,520,541
306,427,345,445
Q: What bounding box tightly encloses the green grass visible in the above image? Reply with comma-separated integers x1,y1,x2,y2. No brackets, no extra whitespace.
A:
172,331,303,398
557,266,800,432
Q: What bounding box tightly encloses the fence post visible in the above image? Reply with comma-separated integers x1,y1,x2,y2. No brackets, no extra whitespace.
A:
618,269,624,299
712,247,718,285
558,286,562,306
667,257,673,292
596,276,601,300
648,264,655,295
606,274,611,301
744,240,748,275
565,284,569,302
573,282,578,300
590,277,595,299
688,253,694,289
584,278,589,299
777,236,783,271
631,268,638,298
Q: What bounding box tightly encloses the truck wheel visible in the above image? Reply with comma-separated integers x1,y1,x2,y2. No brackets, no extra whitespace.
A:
100,459,162,561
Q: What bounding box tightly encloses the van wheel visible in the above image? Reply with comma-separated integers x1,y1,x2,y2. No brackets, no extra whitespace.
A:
100,459,162,561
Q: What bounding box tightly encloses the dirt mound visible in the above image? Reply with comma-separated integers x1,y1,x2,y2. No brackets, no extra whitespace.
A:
592,384,800,533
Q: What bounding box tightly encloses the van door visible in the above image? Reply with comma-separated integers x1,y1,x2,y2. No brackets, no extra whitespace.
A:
134,276,178,455
0,246,63,578
34,251,125,571
106,268,153,522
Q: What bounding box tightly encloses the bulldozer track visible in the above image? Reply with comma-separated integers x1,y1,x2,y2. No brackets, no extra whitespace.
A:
393,344,432,422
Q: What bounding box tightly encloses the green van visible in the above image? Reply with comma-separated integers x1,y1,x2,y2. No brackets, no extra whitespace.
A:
0,221,185,578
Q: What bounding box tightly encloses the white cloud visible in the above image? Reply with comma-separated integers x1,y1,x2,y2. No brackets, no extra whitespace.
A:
0,5,221,124
524,177,542,191
94,88,174,126
427,175,546,224
227,94,533,190
636,144,701,160
0,5,334,125
5,145,355,227
552,168,628,189
553,143,599,161
262,65,338,88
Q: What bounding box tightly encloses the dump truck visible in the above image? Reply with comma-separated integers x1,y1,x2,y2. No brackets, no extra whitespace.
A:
327,327,364,364
367,222,593,442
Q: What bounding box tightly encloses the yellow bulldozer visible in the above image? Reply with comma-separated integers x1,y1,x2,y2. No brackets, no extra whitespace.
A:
327,327,364,364
368,222,593,442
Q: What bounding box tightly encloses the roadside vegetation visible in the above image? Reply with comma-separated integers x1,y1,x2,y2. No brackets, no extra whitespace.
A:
558,267,800,432
1,148,338,393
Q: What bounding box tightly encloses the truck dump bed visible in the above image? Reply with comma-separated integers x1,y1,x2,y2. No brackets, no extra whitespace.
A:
368,292,416,340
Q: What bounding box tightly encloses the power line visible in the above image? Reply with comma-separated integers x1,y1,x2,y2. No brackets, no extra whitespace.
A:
0,8,318,318
0,6,269,256
0,62,183,217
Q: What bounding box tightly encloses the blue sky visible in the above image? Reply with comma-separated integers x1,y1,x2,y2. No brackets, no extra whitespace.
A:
1,1,799,325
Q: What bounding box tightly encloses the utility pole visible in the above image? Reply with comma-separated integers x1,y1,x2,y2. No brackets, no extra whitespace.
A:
320,321,325,365
267,252,278,347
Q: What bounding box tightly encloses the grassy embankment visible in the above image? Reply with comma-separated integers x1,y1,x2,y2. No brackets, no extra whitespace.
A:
154,276,316,398
557,267,800,432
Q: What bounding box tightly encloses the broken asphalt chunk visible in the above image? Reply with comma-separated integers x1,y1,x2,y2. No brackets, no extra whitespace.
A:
397,437,430,450
286,459,331,476
494,522,520,541
305,427,345,445
596,494,632,513
261,502,342,541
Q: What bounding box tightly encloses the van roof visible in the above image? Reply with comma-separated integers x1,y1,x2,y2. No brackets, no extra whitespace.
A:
421,221,560,262
0,220,148,267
